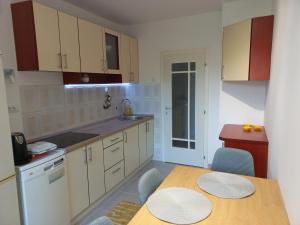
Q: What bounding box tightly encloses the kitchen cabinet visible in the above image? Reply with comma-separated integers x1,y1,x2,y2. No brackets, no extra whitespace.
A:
66,147,89,218
139,122,148,165
104,141,124,170
11,1,81,72
103,132,123,148
146,120,154,159
0,177,21,225
222,15,274,81
58,12,81,72
104,28,121,74
86,141,105,204
66,140,105,218
124,126,140,176
78,18,105,73
11,1,61,71
219,124,268,178
139,119,154,164
105,160,125,192
130,38,139,82
120,34,139,83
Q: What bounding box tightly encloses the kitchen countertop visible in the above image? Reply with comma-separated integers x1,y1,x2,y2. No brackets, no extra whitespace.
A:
42,115,154,153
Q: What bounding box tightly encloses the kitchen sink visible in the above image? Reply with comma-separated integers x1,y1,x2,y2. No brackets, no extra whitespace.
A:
119,115,145,121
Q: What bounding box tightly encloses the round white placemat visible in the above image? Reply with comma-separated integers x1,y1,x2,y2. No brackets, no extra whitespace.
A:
146,187,212,224
197,172,256,199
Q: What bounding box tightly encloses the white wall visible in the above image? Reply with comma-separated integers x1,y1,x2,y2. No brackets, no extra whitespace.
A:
0,0,126,132
265,0,300,224
219,0,273,128
126,12,222,163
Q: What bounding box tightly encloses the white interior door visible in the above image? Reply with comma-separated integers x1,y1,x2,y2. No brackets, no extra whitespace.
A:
163,50,206,167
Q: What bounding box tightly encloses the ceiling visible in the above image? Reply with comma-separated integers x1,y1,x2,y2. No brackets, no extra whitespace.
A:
65,0,234,25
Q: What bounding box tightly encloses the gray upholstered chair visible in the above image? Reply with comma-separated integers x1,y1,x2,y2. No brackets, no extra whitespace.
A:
88,216,113,225
212,147,255,176
138,168,163,204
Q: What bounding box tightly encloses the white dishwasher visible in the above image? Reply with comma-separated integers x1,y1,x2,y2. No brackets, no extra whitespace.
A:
16,150,70,225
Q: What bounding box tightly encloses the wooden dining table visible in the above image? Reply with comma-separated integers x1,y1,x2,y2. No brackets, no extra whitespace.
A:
128,166,290,225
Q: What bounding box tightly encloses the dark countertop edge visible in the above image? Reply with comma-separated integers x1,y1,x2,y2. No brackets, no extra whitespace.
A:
65,115,154,153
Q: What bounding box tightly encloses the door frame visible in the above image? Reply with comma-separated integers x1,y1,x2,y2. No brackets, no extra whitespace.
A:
160,49,209,167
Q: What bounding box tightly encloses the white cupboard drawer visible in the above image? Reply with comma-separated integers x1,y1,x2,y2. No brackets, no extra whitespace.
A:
103,132,123,148
104,142,124,170
105,160,124,191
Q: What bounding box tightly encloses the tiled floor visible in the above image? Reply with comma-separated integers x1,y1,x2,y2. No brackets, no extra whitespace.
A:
78,160,176,225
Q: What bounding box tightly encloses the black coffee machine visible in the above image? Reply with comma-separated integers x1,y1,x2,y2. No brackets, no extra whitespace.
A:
11,132,32,165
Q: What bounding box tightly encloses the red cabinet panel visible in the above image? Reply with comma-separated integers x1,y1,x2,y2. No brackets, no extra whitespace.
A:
249,16,274,81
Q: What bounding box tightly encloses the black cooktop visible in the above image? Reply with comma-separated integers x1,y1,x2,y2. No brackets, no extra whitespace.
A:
42,132,98,148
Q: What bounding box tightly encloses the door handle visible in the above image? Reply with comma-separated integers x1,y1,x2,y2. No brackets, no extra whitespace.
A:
165,107,172,110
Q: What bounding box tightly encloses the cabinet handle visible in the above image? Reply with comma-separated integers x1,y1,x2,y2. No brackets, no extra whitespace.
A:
57,53,62,68
221,65,224,80
111,147,120,153
84,149,87,164
63,54,68,69
110,137,120,142
124,132,128,143
89,147,93,162
112,167,121,174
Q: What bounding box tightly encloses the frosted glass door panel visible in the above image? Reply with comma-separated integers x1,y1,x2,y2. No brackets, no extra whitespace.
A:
172,73,188,140
171,62,196,150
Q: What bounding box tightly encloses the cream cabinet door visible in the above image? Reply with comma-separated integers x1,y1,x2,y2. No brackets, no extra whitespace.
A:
120,34,131,83
87,141,105,204
32,2,61,71
0,176,21,225
78,18,104,73
222,19,252,81
58,11,80,72
139,122,147,165
130,38,139,82
146,120,154,159
66,148,89,218
124,126,140,176
0,56,15,181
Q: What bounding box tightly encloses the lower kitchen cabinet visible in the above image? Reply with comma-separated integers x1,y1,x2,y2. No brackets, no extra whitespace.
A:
139,119,154,164
66,147,89,218
105,160,125,192
0,176,21,225
139,122,148,165
124,126,140,176
146,120,154,159
66,140,105,218
86,141,105,204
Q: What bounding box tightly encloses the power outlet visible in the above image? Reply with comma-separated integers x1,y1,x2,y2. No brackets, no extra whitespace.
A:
8,105,19,113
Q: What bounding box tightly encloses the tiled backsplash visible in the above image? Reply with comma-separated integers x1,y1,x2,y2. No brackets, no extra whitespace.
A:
19,83,162,160
20,85,125,139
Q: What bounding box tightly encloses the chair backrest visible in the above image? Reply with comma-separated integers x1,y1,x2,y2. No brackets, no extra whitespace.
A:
88,216,113,225
138,168,163,204
212,148,255,176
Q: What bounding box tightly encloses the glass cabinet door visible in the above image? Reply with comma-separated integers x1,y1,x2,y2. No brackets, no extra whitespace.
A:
104,29,120,73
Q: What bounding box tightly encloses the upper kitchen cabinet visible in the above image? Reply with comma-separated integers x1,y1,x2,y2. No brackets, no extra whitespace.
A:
11,1,80,72
130,38,139,82
104,28,121,74
121,34,139,83
58,12,81,72
222,15,274,81
78,19,105,74
11,1,61,71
